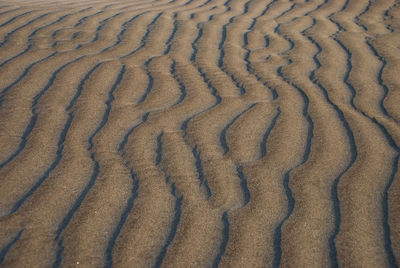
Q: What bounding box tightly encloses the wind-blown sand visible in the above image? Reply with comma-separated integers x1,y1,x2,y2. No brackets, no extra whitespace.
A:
0,0,399,267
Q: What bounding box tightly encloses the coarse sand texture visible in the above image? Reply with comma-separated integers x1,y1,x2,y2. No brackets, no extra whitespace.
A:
0,0,400,267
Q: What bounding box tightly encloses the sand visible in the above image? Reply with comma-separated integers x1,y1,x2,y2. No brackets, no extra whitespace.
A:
0,0,399,267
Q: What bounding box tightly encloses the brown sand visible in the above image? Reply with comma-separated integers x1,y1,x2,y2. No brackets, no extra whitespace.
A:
0,0,399,267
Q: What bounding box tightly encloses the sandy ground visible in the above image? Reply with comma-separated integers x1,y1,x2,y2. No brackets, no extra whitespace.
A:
0,0,399,267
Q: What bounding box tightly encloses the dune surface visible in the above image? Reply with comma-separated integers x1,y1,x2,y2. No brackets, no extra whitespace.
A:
0,0,399,267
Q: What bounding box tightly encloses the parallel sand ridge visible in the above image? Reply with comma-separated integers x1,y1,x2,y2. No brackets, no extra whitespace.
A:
0,0,400,267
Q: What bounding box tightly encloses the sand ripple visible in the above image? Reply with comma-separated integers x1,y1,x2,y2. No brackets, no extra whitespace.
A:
0,0,399,267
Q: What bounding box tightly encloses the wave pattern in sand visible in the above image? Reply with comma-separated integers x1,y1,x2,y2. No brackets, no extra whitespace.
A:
0,0,400,267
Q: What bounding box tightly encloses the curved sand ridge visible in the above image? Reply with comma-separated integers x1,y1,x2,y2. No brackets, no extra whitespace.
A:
0,0,399,267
